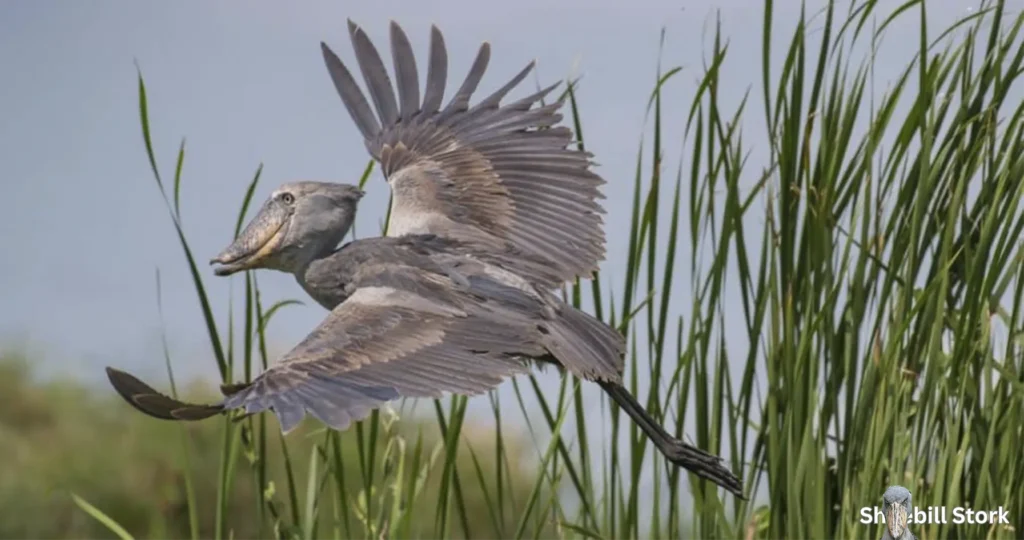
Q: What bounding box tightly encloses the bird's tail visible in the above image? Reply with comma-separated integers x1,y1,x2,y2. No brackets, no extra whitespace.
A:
542,303,626,381
105,367,227,421
599,380,745,498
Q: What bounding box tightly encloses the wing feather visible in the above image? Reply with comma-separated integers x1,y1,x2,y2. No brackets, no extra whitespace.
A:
420,26,448,116
220,282,532,432
437,42,490,121
321,42,379,140
348,20,400,127
322,22,608,288
470,61,535,112
388,21,420,120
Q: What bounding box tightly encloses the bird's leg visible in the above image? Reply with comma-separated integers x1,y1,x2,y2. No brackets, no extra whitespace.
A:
597,380,744,498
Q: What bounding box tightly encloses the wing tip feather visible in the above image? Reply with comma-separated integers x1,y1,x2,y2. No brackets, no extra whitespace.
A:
105,366,224,421
320,41,338,65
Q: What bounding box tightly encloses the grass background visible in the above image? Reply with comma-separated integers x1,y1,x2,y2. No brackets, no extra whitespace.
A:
5,0,1024,538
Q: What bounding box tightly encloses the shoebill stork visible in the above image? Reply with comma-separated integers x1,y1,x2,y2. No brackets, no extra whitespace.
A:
104,21,745,498
881,486,915,540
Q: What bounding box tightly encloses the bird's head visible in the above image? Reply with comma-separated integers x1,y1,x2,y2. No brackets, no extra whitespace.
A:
881,486,913,539
211,181,364,276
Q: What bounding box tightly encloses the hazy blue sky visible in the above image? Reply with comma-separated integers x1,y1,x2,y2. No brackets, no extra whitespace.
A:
1,0,970,392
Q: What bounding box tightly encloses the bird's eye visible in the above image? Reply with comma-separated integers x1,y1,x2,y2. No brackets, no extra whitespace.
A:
281,193,295,204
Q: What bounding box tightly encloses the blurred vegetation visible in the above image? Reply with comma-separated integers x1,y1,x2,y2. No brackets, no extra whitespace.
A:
0,352,545,539
11,0,1024,539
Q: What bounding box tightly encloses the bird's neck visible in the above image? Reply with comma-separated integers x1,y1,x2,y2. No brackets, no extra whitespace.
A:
293,248,353,311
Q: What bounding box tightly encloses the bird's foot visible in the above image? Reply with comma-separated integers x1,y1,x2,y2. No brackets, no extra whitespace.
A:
659,438,745,498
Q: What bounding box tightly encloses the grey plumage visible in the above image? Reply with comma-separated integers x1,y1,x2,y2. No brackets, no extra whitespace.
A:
320,20,607,288
348,20,400,127
388,24,419,120
420,26,446,116
106,181,744,497
222,273,536,432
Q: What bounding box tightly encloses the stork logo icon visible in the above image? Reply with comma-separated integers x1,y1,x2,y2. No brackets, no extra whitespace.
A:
880,485,915,540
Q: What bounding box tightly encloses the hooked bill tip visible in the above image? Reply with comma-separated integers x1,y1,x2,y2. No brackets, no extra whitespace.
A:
212,261,247,277
210,251,245,276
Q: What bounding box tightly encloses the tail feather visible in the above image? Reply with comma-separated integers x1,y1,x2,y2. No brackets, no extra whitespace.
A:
105,367,225,421
599,380,745,498
544,304,625,381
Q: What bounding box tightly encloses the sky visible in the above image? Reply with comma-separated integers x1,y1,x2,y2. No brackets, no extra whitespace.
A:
0,0,978,404
0,0,757,380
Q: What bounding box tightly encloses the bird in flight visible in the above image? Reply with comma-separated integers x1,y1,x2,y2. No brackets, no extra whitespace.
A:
106,21,744,498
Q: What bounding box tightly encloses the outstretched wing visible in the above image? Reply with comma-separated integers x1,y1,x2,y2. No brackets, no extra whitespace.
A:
224,279,533,432
321,20,607,287
108,275,535,432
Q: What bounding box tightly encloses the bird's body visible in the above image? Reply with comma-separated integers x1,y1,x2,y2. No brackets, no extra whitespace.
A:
296,234,559,311
291,233,627,384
